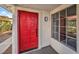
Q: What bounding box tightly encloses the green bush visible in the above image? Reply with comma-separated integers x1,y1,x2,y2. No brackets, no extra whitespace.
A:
0,21,12,33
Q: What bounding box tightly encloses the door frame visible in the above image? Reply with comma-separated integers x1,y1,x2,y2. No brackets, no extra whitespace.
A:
12,6,41,54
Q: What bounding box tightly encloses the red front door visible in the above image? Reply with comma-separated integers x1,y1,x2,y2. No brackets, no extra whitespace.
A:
18,10,38,53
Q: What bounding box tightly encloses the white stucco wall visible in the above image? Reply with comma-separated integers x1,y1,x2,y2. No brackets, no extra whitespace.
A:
50,4,79,54
41,11,50,47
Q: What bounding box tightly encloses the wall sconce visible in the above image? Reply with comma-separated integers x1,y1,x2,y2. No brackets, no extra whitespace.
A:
44,16,48,22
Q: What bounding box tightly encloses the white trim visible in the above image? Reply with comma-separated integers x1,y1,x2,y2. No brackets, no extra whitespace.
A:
76,5,79,53
0,5,12,13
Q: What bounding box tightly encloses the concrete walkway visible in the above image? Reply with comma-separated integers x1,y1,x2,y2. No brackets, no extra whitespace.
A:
3,45,12,54
0,31,12,54
0,31,12,43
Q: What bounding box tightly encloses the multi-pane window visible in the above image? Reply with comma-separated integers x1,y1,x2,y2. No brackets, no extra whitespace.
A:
51,5,77,51
66,5,77,50
51,13,59,41
60,10,66,43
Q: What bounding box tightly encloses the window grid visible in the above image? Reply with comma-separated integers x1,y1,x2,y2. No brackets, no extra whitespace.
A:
51,5,77,51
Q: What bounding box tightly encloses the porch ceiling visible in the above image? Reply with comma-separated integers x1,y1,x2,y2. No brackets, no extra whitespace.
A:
17,4,61,11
